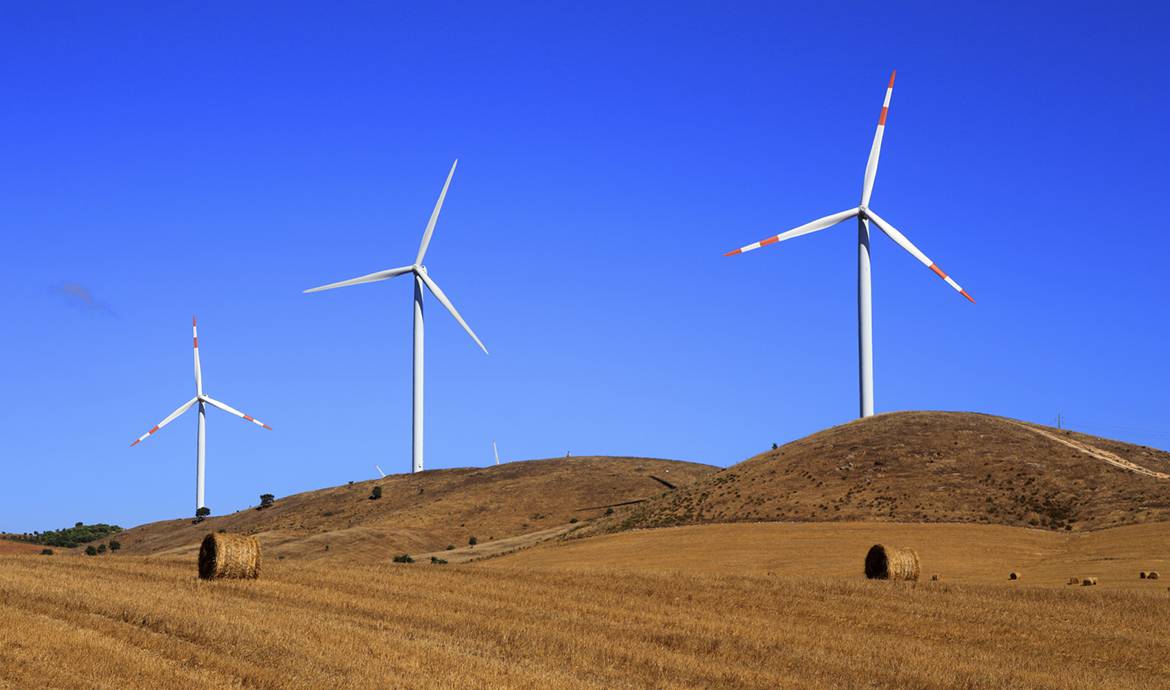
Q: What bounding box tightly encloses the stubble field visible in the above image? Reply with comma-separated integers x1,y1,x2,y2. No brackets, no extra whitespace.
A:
3,539,1169,689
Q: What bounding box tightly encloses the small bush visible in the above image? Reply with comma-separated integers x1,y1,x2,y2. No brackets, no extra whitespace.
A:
109,540,121,551
369,486,383,500
446,544,455,550
84,545,97,556
392,553,414,564
97,544,107,554
772,443,778,450
430,556,448,564
40,548,53,556
604,507,614,516
569,517,579,524
468,536,478,547
259,493,276,509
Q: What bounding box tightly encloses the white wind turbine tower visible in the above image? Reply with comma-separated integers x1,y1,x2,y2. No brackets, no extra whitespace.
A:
725,71,975,418
131,318,272,516
305,160,488,474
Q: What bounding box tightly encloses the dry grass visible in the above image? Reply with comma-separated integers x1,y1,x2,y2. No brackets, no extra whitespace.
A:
490,521,1170,590
602,412,1170,533
114,457,713,564
2,554,1169,689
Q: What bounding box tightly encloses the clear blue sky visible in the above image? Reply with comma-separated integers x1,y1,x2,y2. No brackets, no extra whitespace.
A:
3,2,1168,532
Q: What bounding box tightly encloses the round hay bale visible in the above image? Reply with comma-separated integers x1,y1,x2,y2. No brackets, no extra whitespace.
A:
930,574,940,582
1009,571,1021,580
1081,577,1097,586
1140,571,1148,579
1148,571,1160,580
198,532,260,580
864,544,920,581
1067,576,1080,585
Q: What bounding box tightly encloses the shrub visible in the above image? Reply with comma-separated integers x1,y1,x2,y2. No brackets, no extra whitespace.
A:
97,544,107,554
430,556,448,564
468,536,478,547
259,493,276,509
604,507,614,516
40,548,53,556
369,486,383,500
75,522,83,528
109,540,121,551
84,545,97,556
392,553,414,563
772,443,778,450
569,517,579,524
446,544,455,550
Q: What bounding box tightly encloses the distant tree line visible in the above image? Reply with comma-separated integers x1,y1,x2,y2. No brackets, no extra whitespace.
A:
3,522,122,549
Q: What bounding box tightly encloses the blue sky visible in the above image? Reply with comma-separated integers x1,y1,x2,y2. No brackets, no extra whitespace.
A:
3,2,1169,532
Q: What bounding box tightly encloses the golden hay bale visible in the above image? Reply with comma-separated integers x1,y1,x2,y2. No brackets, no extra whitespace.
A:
930,574,940,582
1148,571,1160,580
1140,571,1148,579
1009,572,1021,580
1081,577,1098,586
1067,576,1080,585
198,533,260,580
864,544,920,581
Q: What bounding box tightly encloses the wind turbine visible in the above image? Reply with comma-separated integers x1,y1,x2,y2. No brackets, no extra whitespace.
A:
492,440,500,466
376,464,386,478
130,318,272,516
305,160,488,473
724,71,974,418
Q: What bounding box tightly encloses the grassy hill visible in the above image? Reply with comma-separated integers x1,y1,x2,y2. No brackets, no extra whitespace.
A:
114,456,714,563
601,412,1170,533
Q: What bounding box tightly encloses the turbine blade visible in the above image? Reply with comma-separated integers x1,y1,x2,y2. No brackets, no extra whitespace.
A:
861,70,896,207
415,160,458,265
376,464,386,478
303,265,414,294
193,316,203,396
202,395,273,430
724,208,859,256
417,271,488,354
130,397,198,446
864,209,975,303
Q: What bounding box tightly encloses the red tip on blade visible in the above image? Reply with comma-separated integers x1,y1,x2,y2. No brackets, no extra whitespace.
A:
724,248,742,257
960,289,976,304
889,70,896,88
192,316,197,326
193,337,199,349
262,424,272,430
130,439,140,447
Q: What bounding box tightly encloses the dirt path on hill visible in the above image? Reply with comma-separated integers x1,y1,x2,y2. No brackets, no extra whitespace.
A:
1009,421,1169,479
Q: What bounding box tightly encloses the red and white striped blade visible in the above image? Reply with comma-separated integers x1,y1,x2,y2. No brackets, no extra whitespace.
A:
861,70,896,208
415,159,458,265
130,397,198,446
303,265,414,294
193,316,203,395
724,208,859,256
202,395,273,430
864,208,975,303
418,271,488,354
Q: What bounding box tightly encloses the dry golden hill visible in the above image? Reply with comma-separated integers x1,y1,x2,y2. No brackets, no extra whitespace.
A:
114,457,712,563
603,412,1170,533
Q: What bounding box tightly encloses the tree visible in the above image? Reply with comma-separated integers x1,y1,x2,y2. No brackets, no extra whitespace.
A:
109,540,121,552
97,544,107,554
468,536,478,547
259,493,275,509
75,522,83,528
369,486,383,500
772,443,778,450
84,545,97,556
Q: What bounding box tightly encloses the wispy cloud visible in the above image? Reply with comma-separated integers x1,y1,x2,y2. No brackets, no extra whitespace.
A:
55,282,117,317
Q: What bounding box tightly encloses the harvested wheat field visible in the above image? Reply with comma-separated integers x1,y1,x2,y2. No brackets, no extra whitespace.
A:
2,554,1169,689
493,521,1170,589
